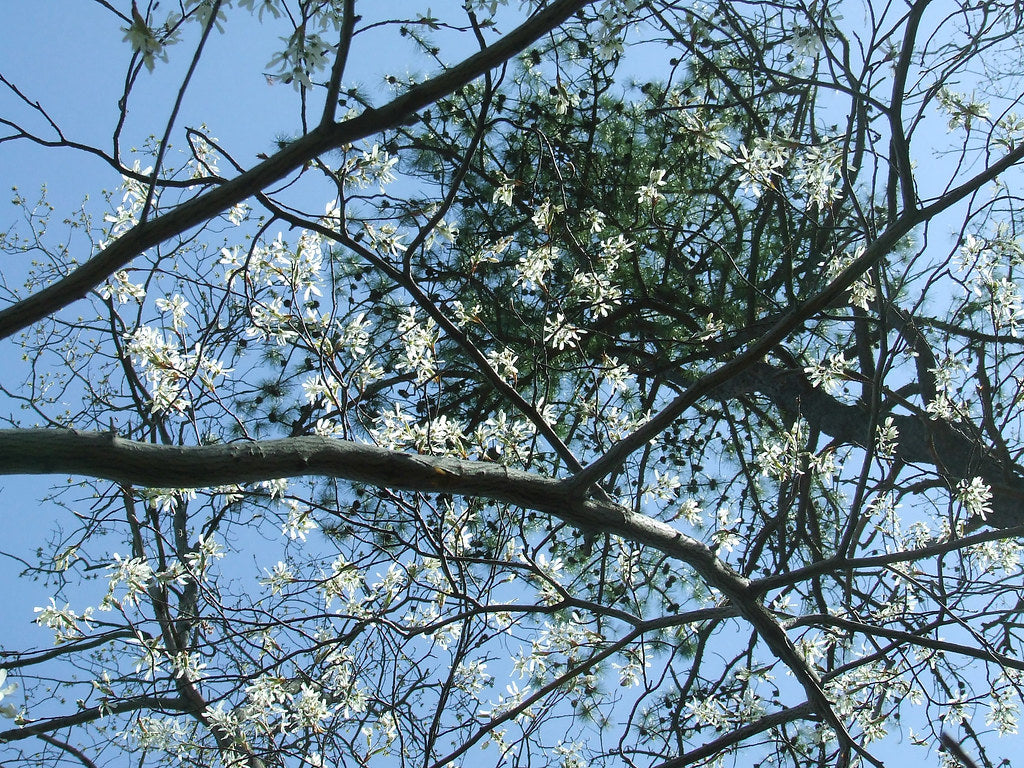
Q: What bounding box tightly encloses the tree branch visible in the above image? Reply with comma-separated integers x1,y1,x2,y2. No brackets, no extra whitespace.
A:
0,696,187,744
0,427,847,741
0,0,595,341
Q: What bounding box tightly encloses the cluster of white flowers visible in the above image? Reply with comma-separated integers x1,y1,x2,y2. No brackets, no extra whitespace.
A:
321,555,363,609
185,534,224,577
674,498,704,526
636,169,668,205
968,536,1023,577
615,542,641,587
102,553,155,610
33,599,94,644
466,0,507,19
595,356,634,398
956,476,993,520
267,25,334,91
930,355,968,393
995,111,1024,150
591,0,642,59
237,0,282,21
480,678,535,721
127,715,191,756
260,560,295,594
697,312,725,342
242,650,363,733
919,355,972,422
756,418,837,482
373,403,477,456
803,350,850,395
674,105,731,159
820,244,865,282
509,613,602,693
302,372,340,406
338,312,372,357
171,651,208,682
711,507,743,553
531,198,563,232
516,244,560,290
100,269,146,304
100,161,155,249
492,174,517,207
730,138,789,198
124,325,231,415
352,144,398,191
875,416,899,458
122,10,178,72
282,500,318,541
685,687,766,731
757,419,807,480
485,346,520,383
0,670,17,719
232,230,325,302
956,231,1024,334
924,391,966,422
364,222,408,257
643,469,682,503
291,683,335,730
186,129,221,178
154,294,190,330
987,674,1021,735
849,271,877,310
586,402,646,443
825,659,917,745
572,266,623,320
129,633,168,680
452,658,493,695
793,144,845,209
544,312,583,351
396,307,440,384
937,88,992,132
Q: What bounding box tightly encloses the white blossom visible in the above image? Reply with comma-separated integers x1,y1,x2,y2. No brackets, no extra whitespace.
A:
291,684,334,731
956,476,993,520
485,347,519,382
282,500,318,541
635,169,667,205
154,294,189,330
0,669,18,719
517,245,560,290
731,139,789,198
261,561,296,594
804,351,850,395
34,599,94,644
492,174,516,206
544,313,583,351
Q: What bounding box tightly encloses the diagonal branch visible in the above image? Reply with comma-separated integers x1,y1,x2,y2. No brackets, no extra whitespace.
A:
0,0,595,341
565,137,1024,495
0,696,187,744
718,361,1024,529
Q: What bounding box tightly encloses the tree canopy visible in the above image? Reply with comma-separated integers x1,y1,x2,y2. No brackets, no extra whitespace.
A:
2,1,1024,766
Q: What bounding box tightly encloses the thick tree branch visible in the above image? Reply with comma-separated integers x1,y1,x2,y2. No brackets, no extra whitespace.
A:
721,362,1024,528
0,427,847,742
0,0,594,341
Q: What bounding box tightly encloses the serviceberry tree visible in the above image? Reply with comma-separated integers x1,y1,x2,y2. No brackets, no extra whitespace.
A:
1,1,1024,767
